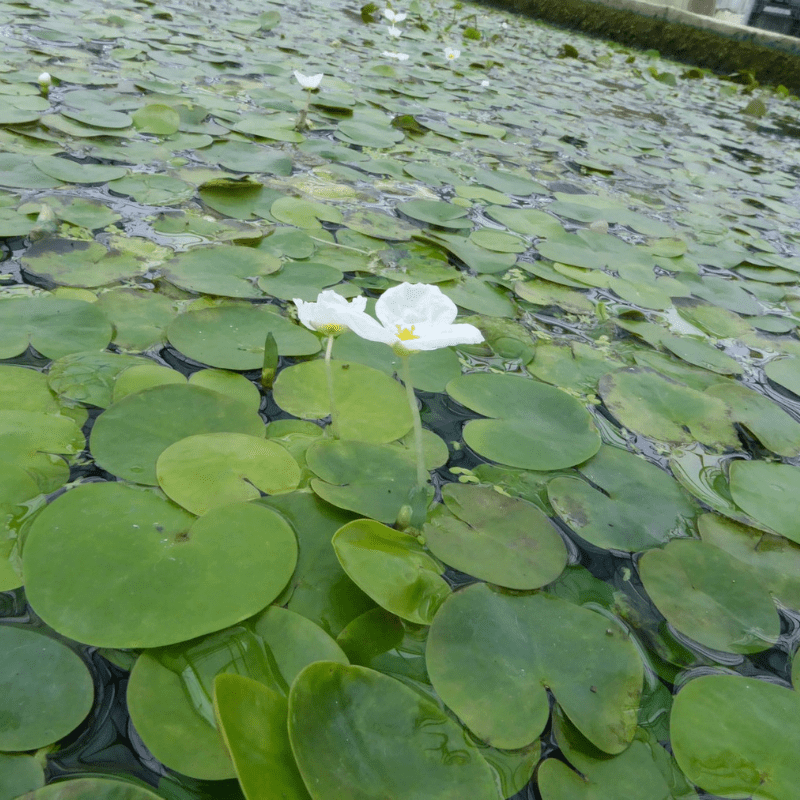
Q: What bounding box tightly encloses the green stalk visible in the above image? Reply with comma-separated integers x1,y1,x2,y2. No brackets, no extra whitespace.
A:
401,353,427,487
324,334,340,438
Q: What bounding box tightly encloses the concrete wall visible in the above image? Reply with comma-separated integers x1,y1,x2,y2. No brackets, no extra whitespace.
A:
476,0,800,91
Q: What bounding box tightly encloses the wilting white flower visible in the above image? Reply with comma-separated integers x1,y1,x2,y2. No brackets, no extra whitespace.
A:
444,47,460,61
294,291,367,335
344,283,484,353
382,51,410,61
293,70,323,90
384,8,407,22
38,72,52,86
386,24,402,37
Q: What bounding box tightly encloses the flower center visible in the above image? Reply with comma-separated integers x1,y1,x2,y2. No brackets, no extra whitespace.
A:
395,324,420,341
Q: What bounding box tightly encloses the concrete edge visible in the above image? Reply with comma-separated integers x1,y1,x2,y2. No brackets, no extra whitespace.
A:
478,0,800,91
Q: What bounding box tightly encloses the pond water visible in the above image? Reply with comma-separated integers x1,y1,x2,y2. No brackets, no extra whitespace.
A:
1,0,800,797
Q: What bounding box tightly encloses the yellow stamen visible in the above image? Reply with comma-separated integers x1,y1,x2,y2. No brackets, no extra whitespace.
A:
395,324,419,341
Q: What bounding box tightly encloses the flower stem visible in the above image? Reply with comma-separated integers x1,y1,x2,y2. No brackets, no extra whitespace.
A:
401,354,427,487
325,334,340,438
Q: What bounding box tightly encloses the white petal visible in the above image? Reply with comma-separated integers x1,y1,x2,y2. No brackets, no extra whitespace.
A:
38,72,51,85
393,12,407,21
293,70,323,89
375,283,457,329
400,322,485,351
340,310,397,346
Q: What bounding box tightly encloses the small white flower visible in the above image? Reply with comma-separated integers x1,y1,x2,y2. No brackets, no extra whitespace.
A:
501,21,509,29
386,24,402,38
382,51,410,61
444,47,460,61
480,79,490,87
384,9,407,22
344,283,484,353
294,291,367,336
38,72,51,86
293,70,323,90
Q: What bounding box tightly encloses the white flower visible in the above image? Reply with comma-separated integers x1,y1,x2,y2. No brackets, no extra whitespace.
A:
382,51,410,61
38,72,51,86
386,24,402,38
444,47,460,61
480,79,490,87
294,291,367,335
344,283,484,353
384,9,407,22
293,70,323,90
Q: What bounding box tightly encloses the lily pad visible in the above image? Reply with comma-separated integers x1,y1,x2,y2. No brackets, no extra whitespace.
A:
288,662,502,800
156,433,301,516
426,583,643,752
765,357,800,396
423,483,567,589
260,491,373,637
273,360,412,444
0,626,93,751
0,754,44,799
446,372,602,470
161,245,281,297
332,518,450,625
47,351,149,407
0,294,101,361
24,483,297,648
33,156,127,184
728,460,800,544
90,383,265,484
548,445,697,552
306,440,418,523
20,238,147,287
598,367,738,449
671,674,800,799
214,675,311,799
698,513,800,611
167,303,320,369
639,538,780,654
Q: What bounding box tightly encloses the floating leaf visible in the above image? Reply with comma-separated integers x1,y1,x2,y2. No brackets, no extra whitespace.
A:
447,373,601,470
426,583,643,752
24,483,297,648
288,662,502,800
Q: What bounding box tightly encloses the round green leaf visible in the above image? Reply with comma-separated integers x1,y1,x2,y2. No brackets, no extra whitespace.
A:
288,662,501,800
399,199,471,229
426,583,643,752
671,674,800,800
0,626,93,751
127,651,237,780
274,360,412,444
161,245,281,297
168,304,320,369
270,196,343,229
33,156,127,184
24,483,297,647
132,104,181,134
446,373,601,470
0,296,111,359
598,367,739,448
257,262,343,301
109,174,194,205
48,351,149,407
21,238,146,287
156,433,301,515
698,513,800,611
259,492,373,638
639,538,780,654
306,440,419,524
424,483,567,589
90,383,265,484
214,675,311,800
332,518,450,624
729,460,800,543
0,754,45,798
765,357,800,396
548,445,697,552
